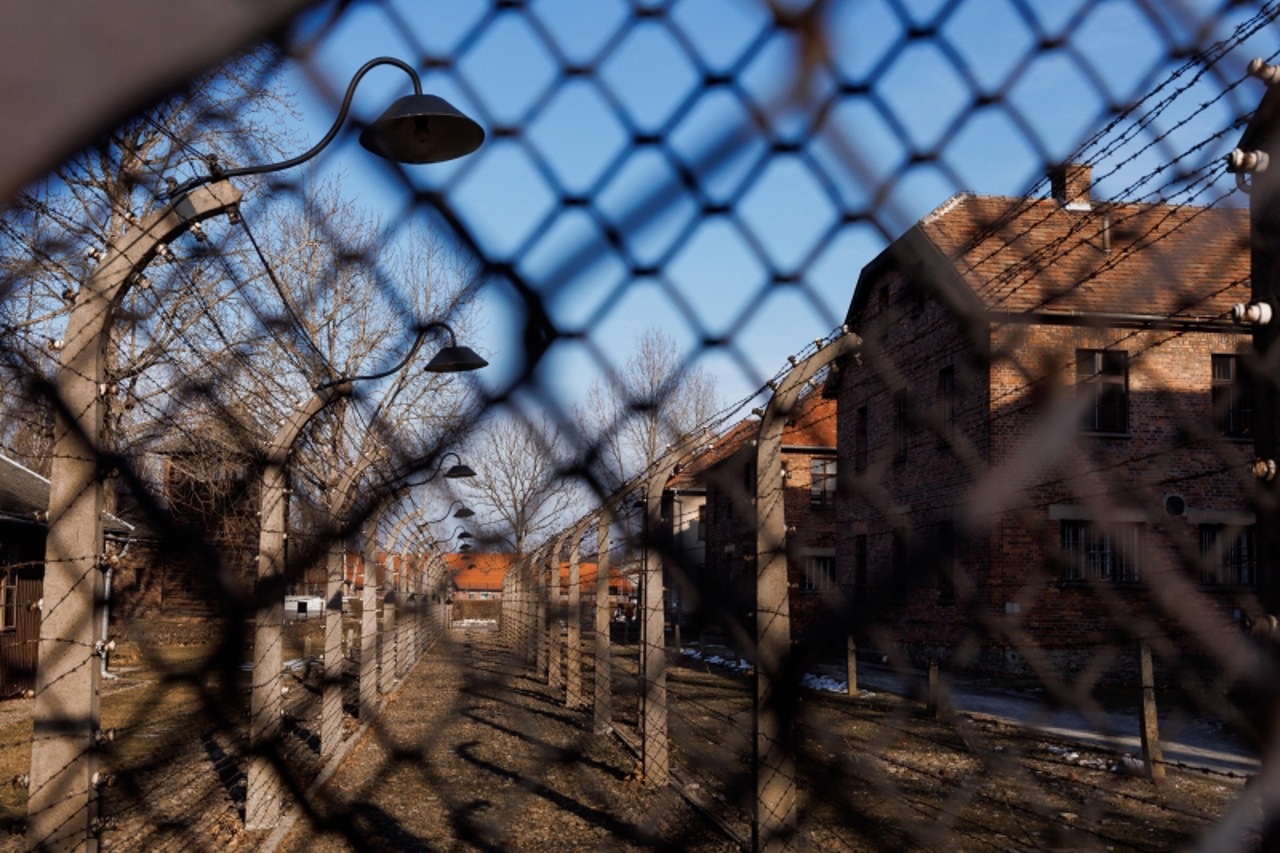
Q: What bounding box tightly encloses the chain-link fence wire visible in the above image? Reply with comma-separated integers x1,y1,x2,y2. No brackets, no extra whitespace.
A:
1,0,1280,850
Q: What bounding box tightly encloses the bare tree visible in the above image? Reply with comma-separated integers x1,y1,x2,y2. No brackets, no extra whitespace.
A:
462,412,578,556
578,327,721,492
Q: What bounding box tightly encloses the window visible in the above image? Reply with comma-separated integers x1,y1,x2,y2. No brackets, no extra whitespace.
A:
801,555,835,592
1200,525,1256,586
1077,349,1128,433
696,505,706,541
1061,521,1141,582
1212,355,1254,438
893,390,909,461
810,458,836,507
743,461,757,498
854,406,868,472
1,571,14,631
937,365,956,445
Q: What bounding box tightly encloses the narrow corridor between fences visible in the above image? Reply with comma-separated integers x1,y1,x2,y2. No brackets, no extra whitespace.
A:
273,626,733,853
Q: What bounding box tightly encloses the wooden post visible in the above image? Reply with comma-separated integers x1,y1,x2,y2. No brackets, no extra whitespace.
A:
927,660,939,717
846,636,857,695
1139,640,1165,780
594,510,613,734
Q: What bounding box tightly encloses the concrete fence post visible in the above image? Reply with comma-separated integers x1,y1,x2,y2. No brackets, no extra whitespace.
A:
549,535,566,695
754,331,860,852
536,546,549,680
567,527,583,709
360,548,379,722
594,510,613,734
320,545,345,761
380,570,397,694
641,434,704,787
27,183,241,853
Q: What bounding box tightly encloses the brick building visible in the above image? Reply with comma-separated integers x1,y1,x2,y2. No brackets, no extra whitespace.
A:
834,165,1255,674
677,391,839,637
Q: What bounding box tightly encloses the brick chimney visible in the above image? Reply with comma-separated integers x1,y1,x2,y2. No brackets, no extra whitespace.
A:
1050,163,1092,210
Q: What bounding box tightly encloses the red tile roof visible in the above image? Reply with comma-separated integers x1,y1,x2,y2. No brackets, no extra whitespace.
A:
902,192,1248,317
447,553,514,593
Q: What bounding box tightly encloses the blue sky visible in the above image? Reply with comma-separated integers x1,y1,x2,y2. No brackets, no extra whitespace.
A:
267,0,1277,422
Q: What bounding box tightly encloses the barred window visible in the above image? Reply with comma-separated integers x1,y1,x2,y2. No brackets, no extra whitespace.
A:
1199,525,1255,587
1061,521,1141,582
810,458,836,507
854,534,867,593
1077,350,1128,434
800,555,835,592
1212,354,1254,438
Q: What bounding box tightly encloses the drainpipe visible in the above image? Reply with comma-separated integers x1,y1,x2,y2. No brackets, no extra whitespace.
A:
99,537,131,680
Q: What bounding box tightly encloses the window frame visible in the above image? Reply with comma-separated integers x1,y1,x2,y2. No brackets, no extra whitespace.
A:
810,457,836,508
1060,520,1142,583
1076,349,1129,435
1211,354,1254,439
799,554,835,593
1199,524,1256,587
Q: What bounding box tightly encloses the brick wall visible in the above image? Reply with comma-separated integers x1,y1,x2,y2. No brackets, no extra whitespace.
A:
835,259,1257,676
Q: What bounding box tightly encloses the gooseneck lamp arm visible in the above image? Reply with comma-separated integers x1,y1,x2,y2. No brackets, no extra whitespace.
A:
313,321,468,391
167,56,488,199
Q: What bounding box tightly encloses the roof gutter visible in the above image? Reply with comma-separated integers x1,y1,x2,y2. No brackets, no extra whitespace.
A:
985,309,1240,333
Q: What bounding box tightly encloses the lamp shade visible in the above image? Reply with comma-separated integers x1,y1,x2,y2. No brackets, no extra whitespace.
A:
424,344,489,373
443,463,477,479
359,95,485,164
453,506,475,519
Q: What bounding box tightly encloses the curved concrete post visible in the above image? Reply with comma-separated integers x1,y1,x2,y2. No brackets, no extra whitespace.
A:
754,332,860,853
28,182,241,853
593,508,613,734
642,432,709,788
248,379,352,832
379,556,397,695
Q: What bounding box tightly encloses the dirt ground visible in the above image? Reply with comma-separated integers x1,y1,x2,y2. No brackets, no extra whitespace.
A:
0,622,1259,851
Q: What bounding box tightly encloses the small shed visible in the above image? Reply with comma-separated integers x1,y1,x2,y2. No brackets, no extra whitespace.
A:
0,455,133,697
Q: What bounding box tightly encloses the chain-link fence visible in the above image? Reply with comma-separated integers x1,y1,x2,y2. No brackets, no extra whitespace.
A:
2,0,1280,851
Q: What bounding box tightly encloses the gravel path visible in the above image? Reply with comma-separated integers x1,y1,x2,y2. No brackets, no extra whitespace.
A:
276,626,735,853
